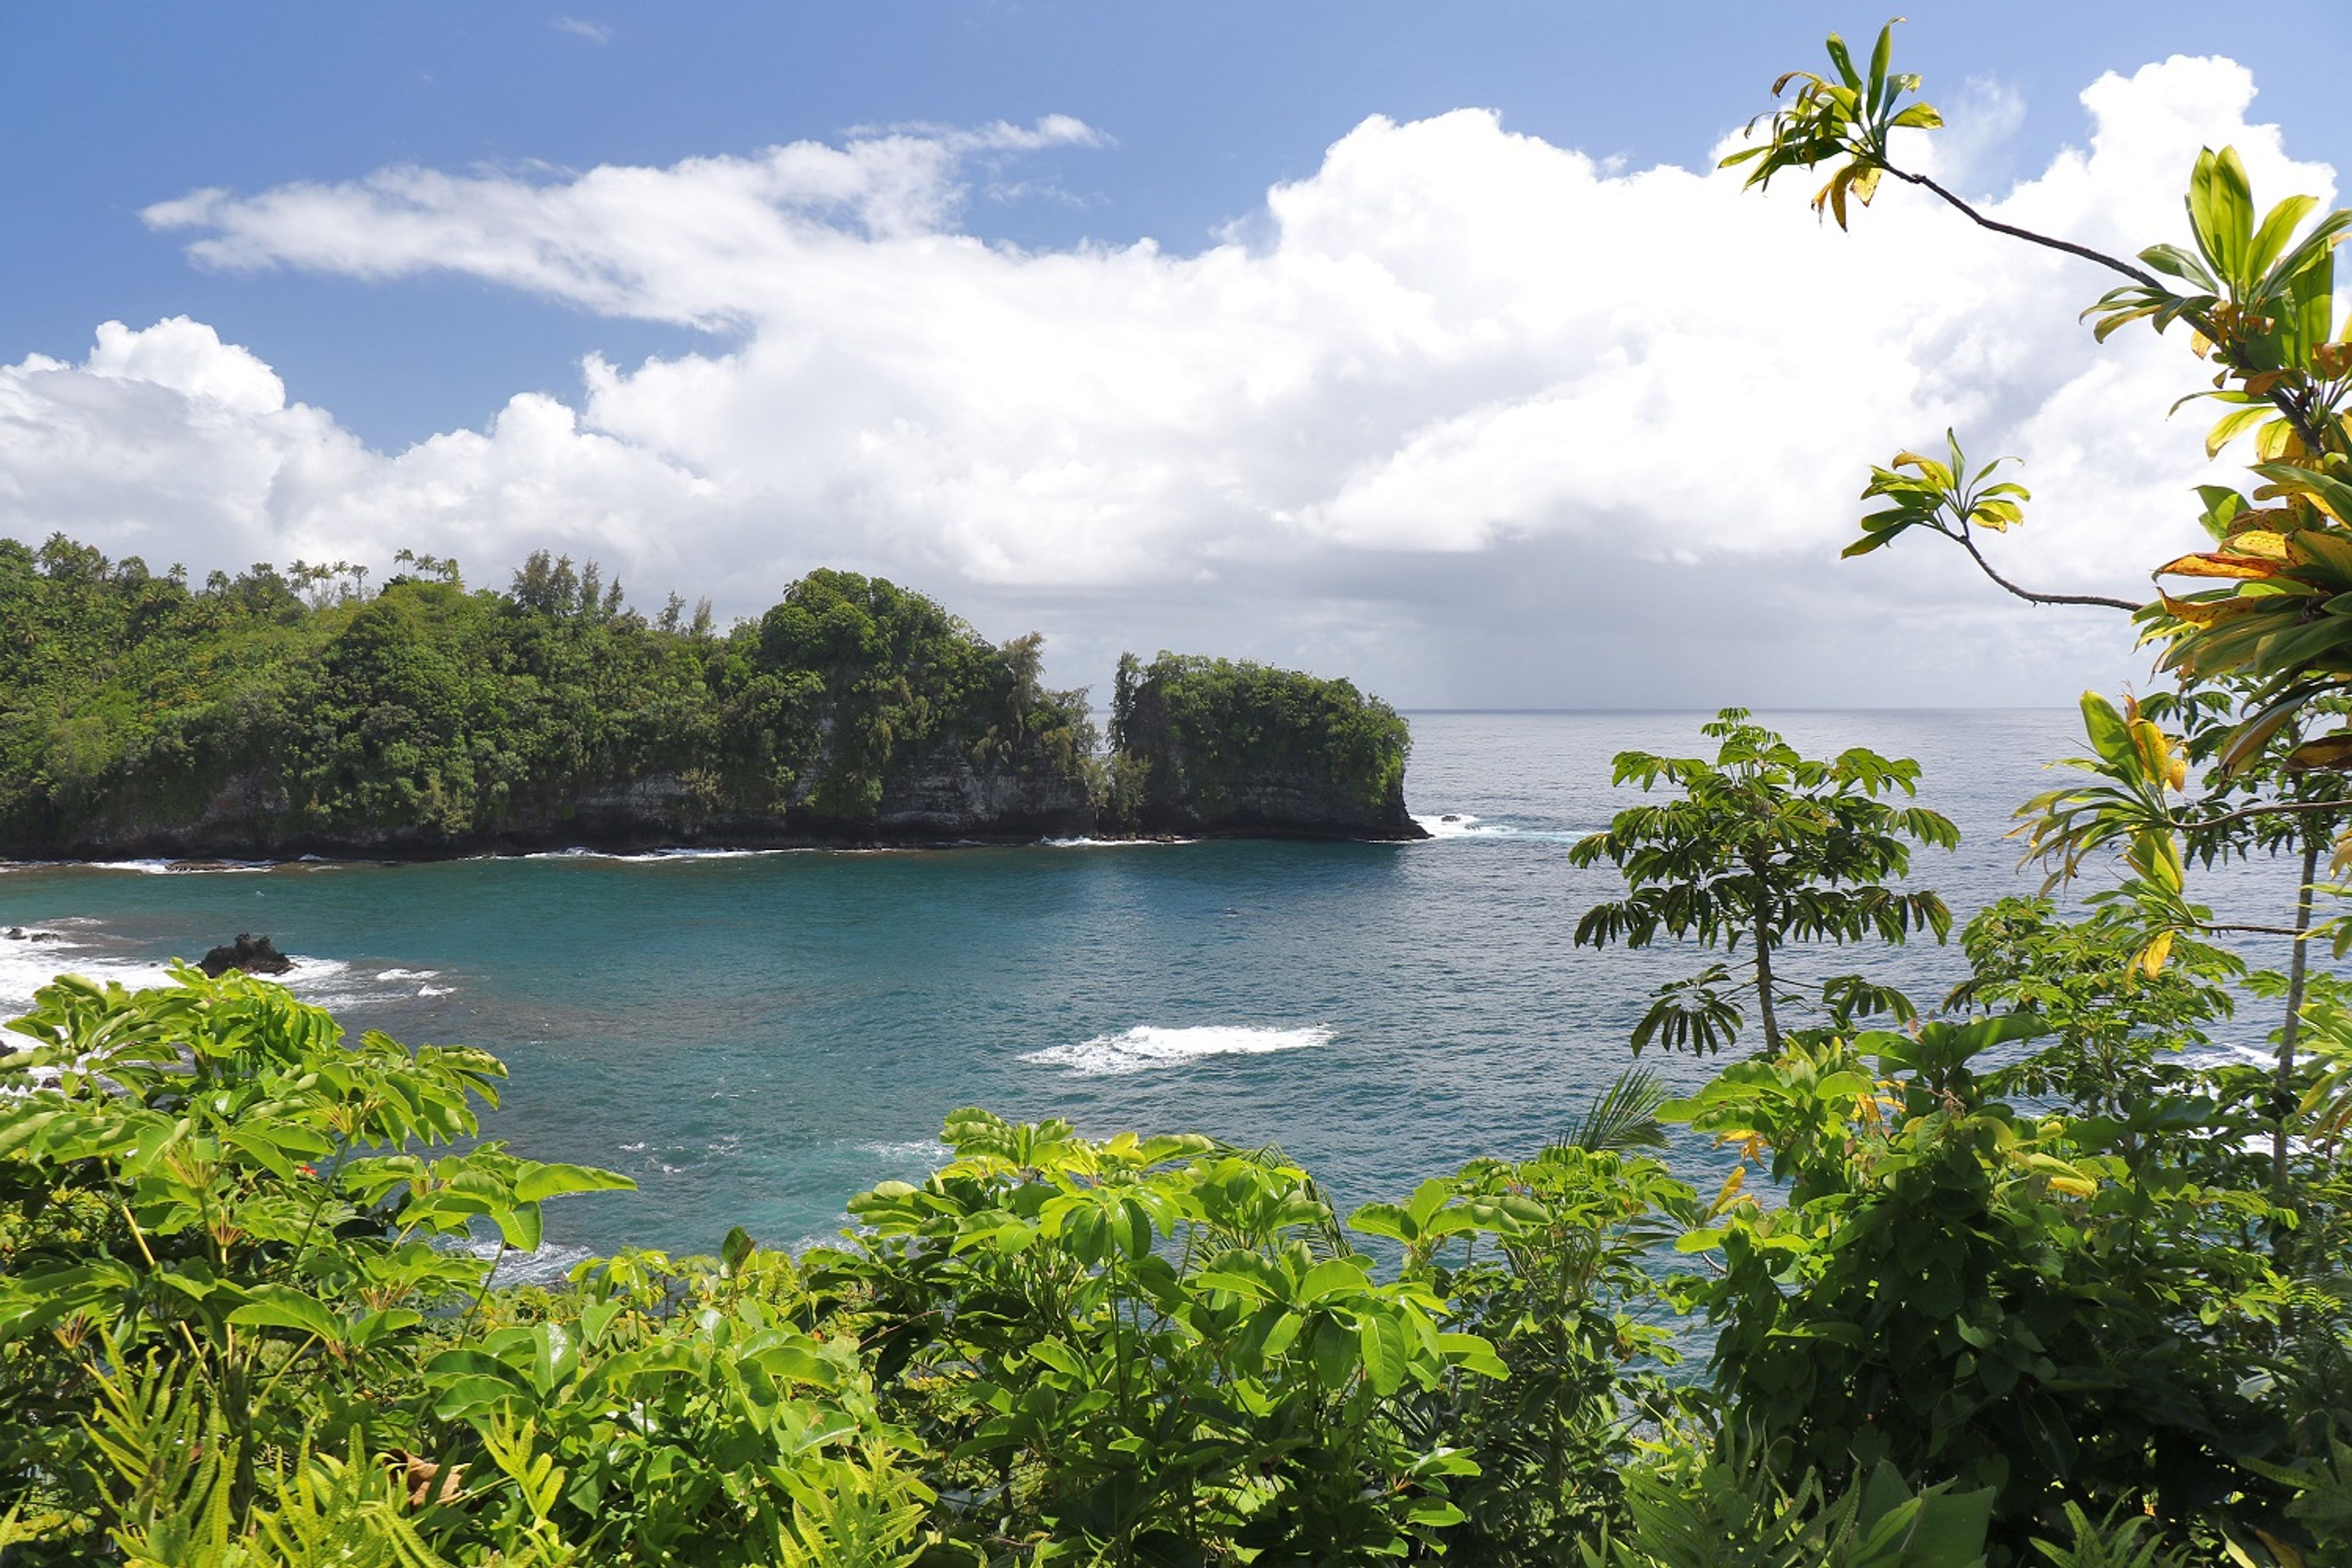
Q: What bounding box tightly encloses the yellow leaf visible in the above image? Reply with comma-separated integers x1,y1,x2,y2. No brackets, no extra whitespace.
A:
2138,929,2174,978
2226,529,2291,559
2224,508,2296,535
2286,528,2352,578
2286,733,2352,772
2159,592,2252,628
2155,552,2283,580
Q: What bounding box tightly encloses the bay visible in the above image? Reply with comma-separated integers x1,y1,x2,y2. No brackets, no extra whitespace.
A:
0,709,2311,1276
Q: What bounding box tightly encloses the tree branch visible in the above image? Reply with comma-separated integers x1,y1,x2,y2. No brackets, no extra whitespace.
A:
2199,920,2323,940
1889,165,2335,456
1890,168,2160,287
1950,529,2143,612
2176,797,2352,835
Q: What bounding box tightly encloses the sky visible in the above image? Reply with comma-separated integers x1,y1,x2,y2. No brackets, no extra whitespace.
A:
5,2,2351,709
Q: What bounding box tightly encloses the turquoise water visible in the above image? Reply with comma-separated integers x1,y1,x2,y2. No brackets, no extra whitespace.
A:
0,710,2312,1276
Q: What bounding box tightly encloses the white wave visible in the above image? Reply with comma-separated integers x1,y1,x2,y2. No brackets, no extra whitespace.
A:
85,858,275,875
1023,1023,1333,1077
1412,812,1586,844
447,1235,599,1289
1039,835,1196,849
644,846,793,860
2,925,460,1028
856,1139,952,1163
0,933,174,1041
521,845,797,864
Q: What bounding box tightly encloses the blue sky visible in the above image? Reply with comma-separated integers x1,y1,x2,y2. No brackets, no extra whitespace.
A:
5,2,2350,704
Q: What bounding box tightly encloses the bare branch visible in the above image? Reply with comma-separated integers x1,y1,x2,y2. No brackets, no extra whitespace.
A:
1890,168,2163,287
2176,797,2352,835
2198,920,2324,940
1950,529,2143,612
1889,166,2335,456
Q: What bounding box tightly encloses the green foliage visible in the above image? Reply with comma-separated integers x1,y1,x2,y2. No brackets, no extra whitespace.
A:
0,538,1093,851
1717,19,1942,228
1368,1105,1698,1564
805,1107,1498,1563
1667,1016,2295,1553
1843,432,2051,594
1596,1431,1992,1568
1107,650,1413,831
1569,709,1956,1054
1950,895,2242,1112
759,570,1090,824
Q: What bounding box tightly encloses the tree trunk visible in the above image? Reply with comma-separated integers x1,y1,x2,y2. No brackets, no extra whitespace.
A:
1752,892,1781,1055
2274,833,2321,1207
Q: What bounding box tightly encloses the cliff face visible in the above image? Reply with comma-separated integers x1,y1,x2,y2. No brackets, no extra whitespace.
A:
39,740,1098,860
1104,653,1425,842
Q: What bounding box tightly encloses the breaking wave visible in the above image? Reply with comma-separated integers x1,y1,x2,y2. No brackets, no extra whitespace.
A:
1021,1023,1332,1077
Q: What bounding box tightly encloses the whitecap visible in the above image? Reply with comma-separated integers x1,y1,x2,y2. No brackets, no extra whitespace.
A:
1411,812,1585,844
856,1139,952,1163
637,847,791,861
415,984,453,997
376,968,439,981
0,932,176,1041
1022,1023,1333,1077
446,1236,599,1289
1039,835,1196,849
521,845,794,864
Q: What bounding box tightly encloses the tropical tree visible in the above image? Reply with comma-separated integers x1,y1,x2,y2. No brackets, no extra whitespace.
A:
1728,21,2352,757
1569,709,1957,1054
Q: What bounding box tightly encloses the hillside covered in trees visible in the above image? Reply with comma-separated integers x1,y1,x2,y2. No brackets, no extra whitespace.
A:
0,535,1419,856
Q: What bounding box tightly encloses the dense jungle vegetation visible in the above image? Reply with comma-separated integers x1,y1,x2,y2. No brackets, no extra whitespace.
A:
0,540,1414,854
1104,653,1414,835
18,17,2352,1567
0,545,1096,851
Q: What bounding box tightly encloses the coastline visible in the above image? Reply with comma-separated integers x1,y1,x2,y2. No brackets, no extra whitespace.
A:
0,818,1429,872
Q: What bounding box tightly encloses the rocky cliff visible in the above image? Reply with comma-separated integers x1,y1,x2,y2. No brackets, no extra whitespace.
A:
32,741,1098,859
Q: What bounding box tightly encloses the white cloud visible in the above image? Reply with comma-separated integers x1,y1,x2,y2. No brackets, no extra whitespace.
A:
550,17,611,43
0,59,2334,706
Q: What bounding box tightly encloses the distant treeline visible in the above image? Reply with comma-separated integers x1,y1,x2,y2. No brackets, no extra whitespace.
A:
0,535,1416,855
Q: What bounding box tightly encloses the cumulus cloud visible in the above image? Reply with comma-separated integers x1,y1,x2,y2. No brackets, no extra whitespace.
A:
549,17,611,43
0,61,2333,706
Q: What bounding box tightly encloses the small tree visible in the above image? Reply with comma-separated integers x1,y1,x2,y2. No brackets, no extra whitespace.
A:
1569,709,1958,1053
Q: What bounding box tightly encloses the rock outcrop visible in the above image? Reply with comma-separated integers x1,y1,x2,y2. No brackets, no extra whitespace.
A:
1104,653,1426,841
199,934,293,978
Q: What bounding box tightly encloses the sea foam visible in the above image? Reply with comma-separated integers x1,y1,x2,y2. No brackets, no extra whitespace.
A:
0,927,453,1043
1412,812,1586,844
1022,1023,1332,1077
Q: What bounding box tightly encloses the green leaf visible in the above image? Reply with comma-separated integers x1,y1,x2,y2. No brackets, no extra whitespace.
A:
721,1224,755,1274
1310,1314,1359,1388
514,1161,637,1203
1356,1310,1412,1396
1296,1257,1371,1305
228,1284,345,1344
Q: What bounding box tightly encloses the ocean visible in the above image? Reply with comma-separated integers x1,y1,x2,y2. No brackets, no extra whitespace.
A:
0,710,2313,1280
